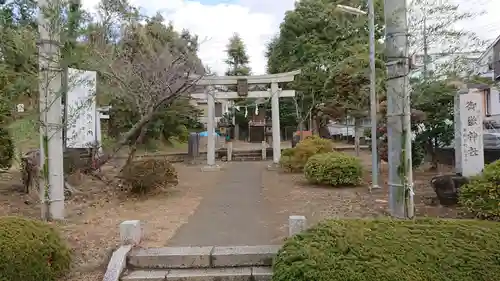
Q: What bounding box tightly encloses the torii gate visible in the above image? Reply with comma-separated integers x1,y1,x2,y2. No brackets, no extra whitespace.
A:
192,70,300,170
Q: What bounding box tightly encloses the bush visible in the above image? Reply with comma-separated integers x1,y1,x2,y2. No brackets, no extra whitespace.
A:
279,136,333,173
0,127,14,170
119,158,178,194
459,160,500,219
273,219,500,281
304,152,363,186
0,216,71,281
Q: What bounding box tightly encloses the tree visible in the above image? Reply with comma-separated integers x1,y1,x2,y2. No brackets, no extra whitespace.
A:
224,33,252,139
411,79,455,169
406,0,485,169
225,33,251,76
322,49,386,154
265,0,385,134
407,0,486,79
88,8,205,166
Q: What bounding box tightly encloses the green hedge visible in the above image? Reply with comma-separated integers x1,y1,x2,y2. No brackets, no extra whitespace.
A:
273,219,500,281
304,152,363,186
0,216,71,281
459,160,500,219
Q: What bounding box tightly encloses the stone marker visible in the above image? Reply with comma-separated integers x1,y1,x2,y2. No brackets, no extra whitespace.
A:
288,215,307,236
120,220,142,245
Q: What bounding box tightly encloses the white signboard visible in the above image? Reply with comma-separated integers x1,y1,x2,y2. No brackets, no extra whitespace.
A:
16,104,24,112
66,68,97,148
457,90,484,177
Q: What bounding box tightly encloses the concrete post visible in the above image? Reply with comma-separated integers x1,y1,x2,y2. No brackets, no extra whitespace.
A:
271,83,281,164
288,215,307,236
227,141,233,161
120,220,142,245
206,87,216,166
38,0,65,220
384,0,413,218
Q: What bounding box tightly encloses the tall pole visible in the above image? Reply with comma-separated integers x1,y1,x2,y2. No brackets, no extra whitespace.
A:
37,0,65,220
271,82,281,164
384,0,414,218
368,0,379,190
422,16,429,80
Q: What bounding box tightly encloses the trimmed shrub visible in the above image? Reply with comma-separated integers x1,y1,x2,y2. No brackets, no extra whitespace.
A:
0,216,71,281
119,158,178,194
459,160,500,219
273,219,500,281
281,148,295,157
304,152,363,186
279,136,333,173
0,127,14,170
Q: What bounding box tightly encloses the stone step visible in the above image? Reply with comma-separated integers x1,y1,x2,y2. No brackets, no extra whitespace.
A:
232,157,263,161
122,267,272,281
128,246,280,269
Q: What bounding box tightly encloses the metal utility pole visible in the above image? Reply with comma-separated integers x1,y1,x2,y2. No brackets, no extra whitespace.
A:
37,0,65,220
368,0,380,190
337,3,380,190
384,0,414,218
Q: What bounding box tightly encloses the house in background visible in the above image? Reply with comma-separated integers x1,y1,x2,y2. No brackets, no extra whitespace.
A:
475,34,500,121
475,34,500,81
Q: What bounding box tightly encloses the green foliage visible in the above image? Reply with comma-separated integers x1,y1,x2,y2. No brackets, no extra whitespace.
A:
281,148,295,157
273,218,500,281
412,79,455,167
279,136,333,173
266,0,385,126
109,97,202,145
225,33,251,76
304,152,363,186
0,127,14,170
459,160,500,220
377,136,425,168
119,158,179,194
0,216,71,281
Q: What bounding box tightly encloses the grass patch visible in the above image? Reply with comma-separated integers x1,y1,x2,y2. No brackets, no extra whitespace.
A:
273,218,500,281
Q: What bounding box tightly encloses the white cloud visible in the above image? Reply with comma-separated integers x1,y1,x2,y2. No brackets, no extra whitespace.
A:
161,2,278,75
81,0,499,75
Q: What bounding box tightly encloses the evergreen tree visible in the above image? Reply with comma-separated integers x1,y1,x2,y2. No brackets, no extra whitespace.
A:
225,33,251,76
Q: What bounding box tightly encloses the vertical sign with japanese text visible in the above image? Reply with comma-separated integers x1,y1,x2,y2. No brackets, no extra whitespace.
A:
458,90,484,177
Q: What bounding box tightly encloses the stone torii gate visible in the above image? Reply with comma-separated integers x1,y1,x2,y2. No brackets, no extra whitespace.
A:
191,70,300,170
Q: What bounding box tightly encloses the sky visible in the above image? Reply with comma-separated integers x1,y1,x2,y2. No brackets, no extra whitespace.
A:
82,0,500,75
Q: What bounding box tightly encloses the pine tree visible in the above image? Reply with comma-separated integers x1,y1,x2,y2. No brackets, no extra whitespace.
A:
225,33,251,76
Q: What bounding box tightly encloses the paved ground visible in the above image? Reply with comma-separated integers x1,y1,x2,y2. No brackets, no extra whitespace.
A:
166,162,276,246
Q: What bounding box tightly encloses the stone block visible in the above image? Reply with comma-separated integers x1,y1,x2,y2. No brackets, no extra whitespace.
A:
210,245,280,267
201,165,221,172
252,267,272,281
102,245,133,281
288,215,307,236
120,220,142,245
430,174,468,206
166,267,252,281
128,247,213,269
121,270,168,281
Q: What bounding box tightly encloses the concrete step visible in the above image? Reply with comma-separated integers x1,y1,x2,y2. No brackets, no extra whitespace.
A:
232,157,264,161
122,267,272,281
128,246,280,269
